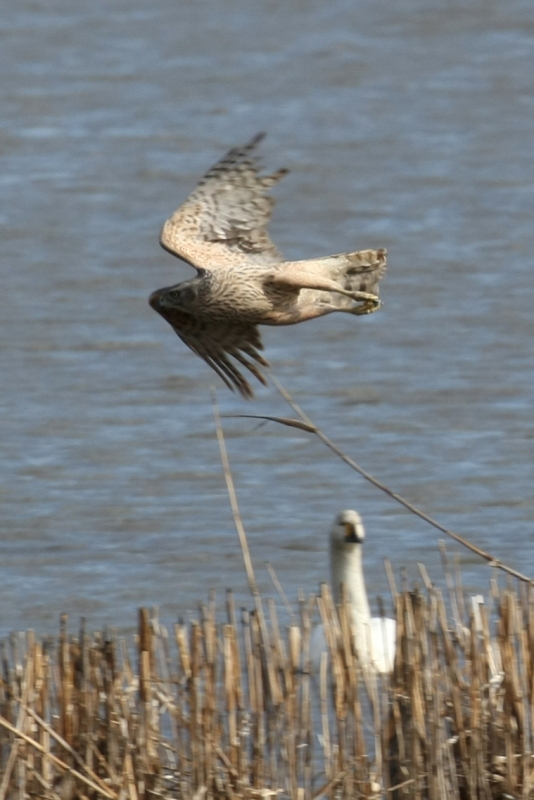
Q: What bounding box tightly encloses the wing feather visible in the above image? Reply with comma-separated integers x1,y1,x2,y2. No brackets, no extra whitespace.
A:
160,134,287,271
161,310,269,398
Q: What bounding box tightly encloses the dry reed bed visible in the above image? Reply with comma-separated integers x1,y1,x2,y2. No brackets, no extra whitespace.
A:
0,577,533,800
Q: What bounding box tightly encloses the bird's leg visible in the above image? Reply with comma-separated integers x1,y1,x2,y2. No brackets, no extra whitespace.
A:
267,268,382,314
263,304,337,324
298,277,381,313
264,294,381,324
268,269,379,303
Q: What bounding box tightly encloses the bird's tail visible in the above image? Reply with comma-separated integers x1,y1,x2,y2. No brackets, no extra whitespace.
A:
303,248,387,296
274,247,386,312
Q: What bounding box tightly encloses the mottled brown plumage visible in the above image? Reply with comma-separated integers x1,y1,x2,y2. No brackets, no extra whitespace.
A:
150,134,387,398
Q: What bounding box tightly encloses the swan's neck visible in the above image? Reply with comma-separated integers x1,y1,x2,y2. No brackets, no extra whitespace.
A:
330,541,371,643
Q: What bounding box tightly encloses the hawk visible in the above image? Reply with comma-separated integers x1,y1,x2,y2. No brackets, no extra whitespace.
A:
149,134,387,398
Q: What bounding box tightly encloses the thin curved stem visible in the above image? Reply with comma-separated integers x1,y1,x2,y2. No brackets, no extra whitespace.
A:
231,374,533,585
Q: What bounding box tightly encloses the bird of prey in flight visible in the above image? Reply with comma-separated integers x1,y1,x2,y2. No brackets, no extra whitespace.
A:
149,134,387,398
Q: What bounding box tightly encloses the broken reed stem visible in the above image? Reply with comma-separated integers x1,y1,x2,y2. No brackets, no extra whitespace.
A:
2,576,534,799
212,390,258,599
254,373,533,585
266,561,297,624
19,703,112,796
0,716,117,799
211,390,278,708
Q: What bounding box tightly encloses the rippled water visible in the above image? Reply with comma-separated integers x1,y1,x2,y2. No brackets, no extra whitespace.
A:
1,0,533,637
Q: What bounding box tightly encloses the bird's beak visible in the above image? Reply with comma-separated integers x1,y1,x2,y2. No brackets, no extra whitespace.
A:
149,289,164,311
343,522,356,542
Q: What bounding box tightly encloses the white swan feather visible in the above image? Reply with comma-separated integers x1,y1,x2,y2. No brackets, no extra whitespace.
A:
312,510,396,674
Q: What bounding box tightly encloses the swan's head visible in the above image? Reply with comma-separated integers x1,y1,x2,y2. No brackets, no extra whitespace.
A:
330,509,365,546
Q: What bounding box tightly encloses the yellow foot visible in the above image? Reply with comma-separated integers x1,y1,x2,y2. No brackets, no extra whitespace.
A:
351,295,382,315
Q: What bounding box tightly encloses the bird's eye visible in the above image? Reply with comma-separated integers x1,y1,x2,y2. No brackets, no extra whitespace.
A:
168,289,181,300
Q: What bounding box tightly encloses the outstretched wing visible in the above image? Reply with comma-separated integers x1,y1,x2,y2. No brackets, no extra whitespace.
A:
157,308,269,399
160,133,288,271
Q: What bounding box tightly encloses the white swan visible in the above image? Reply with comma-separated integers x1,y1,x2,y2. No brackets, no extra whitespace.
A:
312,509,396,674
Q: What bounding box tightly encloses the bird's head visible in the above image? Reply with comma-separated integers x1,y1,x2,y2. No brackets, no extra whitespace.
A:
330,509,365,547
149,282,198,315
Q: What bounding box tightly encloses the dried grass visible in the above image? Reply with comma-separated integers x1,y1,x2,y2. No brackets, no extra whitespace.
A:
1,384,528,798
1,574,533,800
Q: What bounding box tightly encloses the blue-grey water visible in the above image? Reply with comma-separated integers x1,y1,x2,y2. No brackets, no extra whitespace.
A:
1,0,533,638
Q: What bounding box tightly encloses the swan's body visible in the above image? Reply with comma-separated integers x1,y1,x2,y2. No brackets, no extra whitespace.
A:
312,510,396,674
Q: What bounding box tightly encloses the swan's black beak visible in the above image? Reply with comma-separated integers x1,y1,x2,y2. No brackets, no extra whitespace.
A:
343,522,357,542
342,519,365,543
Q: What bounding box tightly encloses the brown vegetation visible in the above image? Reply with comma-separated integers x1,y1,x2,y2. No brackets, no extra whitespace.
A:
1,570,532,800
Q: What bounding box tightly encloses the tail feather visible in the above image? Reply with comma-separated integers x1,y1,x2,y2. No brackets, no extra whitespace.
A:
269,248,387,312
302,248,387,295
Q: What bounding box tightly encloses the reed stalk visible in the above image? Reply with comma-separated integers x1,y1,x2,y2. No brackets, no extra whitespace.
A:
2,570,533,799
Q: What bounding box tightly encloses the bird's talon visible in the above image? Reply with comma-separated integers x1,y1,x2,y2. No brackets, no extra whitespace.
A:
352,297,382,315
152,136,387,397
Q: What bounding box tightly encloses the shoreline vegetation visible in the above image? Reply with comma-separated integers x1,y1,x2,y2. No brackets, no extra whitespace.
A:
0,571,532,799
2,386,528,799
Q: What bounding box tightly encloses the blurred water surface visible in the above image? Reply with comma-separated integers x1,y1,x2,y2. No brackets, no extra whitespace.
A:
1,0,533,636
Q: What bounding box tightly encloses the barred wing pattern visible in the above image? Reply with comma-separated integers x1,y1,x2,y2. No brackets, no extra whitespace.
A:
157,305,269,400
151,135,387,398
160,133,288,270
